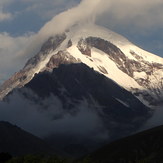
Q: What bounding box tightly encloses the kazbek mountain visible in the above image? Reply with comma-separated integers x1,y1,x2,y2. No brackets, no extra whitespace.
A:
0,24,163,106
0,23,163,155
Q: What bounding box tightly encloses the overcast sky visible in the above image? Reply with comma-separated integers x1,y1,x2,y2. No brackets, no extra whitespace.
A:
0,0,163,82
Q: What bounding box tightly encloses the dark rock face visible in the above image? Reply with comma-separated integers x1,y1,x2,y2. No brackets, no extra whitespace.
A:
24,34,67,70
97,66,108,74
0,121,52,156
40,34,66,53
67,39,72,48
77,38,91,57
86,37,126,64
45,51,80,72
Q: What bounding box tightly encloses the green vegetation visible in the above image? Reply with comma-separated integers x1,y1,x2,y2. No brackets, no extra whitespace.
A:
6,154,73,163
2,154,96,163
0,153,161,163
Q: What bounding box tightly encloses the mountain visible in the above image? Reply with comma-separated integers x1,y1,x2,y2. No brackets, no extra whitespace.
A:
0,121,53,156
0,24,163,106
0,23,162,155
87,125,163,163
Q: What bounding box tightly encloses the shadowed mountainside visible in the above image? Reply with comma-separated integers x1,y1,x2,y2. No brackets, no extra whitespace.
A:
87,125,163,163
0,121,53,156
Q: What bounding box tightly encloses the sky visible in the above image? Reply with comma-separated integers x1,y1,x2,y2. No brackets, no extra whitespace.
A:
0,0,163,82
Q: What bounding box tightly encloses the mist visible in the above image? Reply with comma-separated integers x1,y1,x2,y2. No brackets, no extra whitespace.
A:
141,105,163,130
0,32,35,81
0,89,108,143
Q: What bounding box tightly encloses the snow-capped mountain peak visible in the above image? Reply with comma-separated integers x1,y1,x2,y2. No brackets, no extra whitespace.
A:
0,23,163,107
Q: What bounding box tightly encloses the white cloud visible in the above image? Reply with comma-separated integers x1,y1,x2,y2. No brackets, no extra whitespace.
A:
96,0,163,29
0,32,35,81
0,0,13,22
0,12,12,21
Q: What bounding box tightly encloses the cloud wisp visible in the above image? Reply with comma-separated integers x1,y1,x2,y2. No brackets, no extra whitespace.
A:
0,90,108,143
0,32,35,82
0,12,12,22
97,0,163,29
0,0,13,22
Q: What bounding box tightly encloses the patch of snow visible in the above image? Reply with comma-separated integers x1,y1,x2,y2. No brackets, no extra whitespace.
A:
116,98,130,108
134,72,147,80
